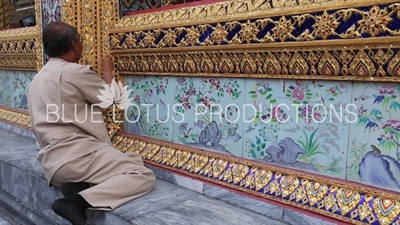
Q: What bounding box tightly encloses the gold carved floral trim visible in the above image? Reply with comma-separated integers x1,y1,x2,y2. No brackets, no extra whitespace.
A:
1,105,400,225
0,30,38,71
0,0,43,71
112,0,399,33
114,44,400,82
111,132,400,225
61,0,118,74
0,106,31,130
0,54,37,71
0,27,36,40
110,1,400,82
110,3,400,49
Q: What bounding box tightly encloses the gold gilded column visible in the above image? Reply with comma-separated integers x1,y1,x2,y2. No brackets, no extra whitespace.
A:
0,0,10,30
61,0,121,137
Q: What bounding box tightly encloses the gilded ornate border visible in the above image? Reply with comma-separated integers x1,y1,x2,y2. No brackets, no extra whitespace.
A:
34,0,43,71
113,132,400,225
108,1,400,82
1,105,400,225
112,0,399,32
61,0,118,74
113,41,400,81
61,0,122,136
0,0,42,71
0,106,31,130
110,3,400,48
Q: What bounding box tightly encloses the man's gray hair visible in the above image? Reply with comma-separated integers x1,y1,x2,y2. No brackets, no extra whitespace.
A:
42,21,80,57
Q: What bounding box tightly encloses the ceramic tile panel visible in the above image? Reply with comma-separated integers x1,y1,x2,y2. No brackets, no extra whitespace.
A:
346,82,400,192
242,79,352,179
172,77,245,157
124,76,174,142
115,74,400,185
0,70,35,109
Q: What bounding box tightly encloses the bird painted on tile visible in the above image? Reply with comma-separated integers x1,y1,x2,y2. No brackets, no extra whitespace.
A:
371,145,381,156
312,80,324,88
354,86,371,102
245,124,255,133
223,124,242,145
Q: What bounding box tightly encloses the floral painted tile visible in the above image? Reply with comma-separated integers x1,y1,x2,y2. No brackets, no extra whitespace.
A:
242,79,352,179
0,70,35,109
123,76,174,142
172,77,245,157
347,83,400,192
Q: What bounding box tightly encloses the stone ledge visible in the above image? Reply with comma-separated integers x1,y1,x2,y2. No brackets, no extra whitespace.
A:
0,196,35,225
0,105,382,225
0,128,287,225
0,123,338,225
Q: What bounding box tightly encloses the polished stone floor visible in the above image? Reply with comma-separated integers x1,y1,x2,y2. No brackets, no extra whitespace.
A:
0,202,32,225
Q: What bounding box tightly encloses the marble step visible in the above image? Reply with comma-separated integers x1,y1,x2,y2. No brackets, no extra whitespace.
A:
0,123,337,225
0,128,287,225
0,201,34,225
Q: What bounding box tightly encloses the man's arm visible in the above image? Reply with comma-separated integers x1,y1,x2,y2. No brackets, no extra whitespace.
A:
77,55,115,105
78,70,112,105
102,55,115,84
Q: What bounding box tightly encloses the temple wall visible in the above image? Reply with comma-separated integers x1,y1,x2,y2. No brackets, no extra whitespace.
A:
0,0,61,107
1,0,400,224
0,70,34,109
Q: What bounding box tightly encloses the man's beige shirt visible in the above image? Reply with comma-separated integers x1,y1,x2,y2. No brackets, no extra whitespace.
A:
28,58,112,184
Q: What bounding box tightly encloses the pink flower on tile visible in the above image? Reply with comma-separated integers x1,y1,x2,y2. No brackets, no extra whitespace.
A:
301,106,312,117
182,103,191,109
159,85,165,92
271,107,282,119
292,89,305,101
382,120,400,130
225,86,233,93
378,85,396,95
210,79,220,89
179,96,189,103
185,87,196,96
178,78,186,85
200,96,213,108
313,112,322,121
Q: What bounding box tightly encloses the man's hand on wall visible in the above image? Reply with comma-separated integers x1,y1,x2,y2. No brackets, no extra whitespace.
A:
102,55,115,84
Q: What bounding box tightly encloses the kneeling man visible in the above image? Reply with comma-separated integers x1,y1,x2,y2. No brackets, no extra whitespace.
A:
27,21,156,225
